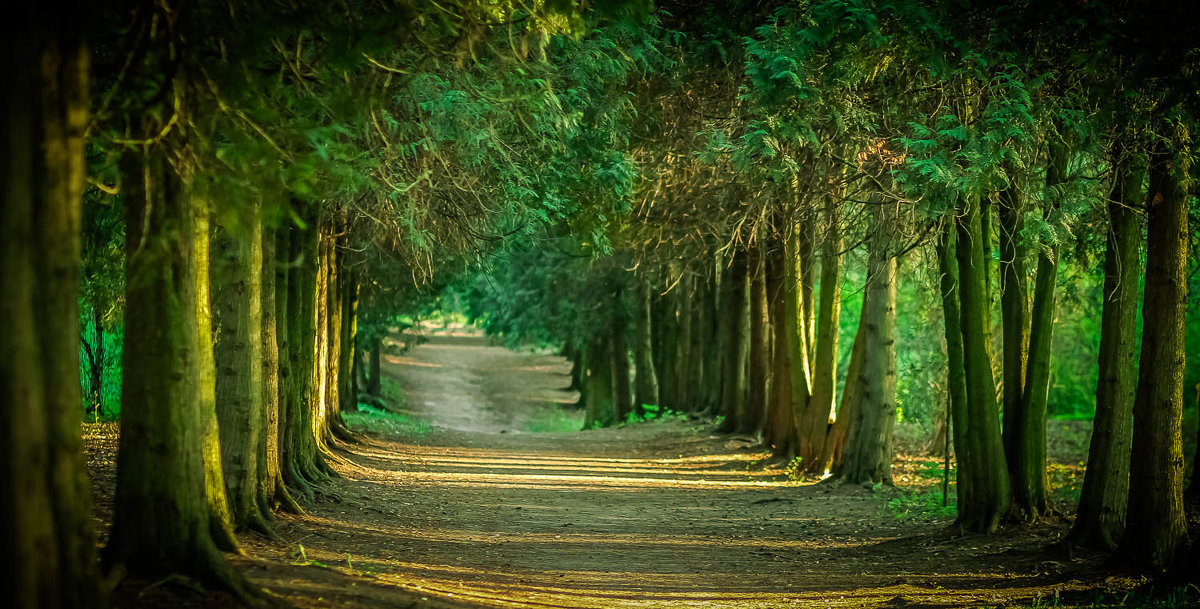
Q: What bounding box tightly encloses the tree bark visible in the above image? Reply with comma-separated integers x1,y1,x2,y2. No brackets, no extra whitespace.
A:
956,196,1010,533
368,342,382,396
1120,142,1188,570
764,235,798,458
634,281,660,414
744,244,771,435
1069,145,1143,550
583,335,616,428
937,219,974,523
106,144,246,592
719,250,750,432
212,199,267,530
998,168,1029,476
838,207,897,485
800,197,843,473
611,290,633,422
1,10,103,605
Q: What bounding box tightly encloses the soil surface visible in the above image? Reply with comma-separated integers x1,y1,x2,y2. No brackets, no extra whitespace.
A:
88,327,1145,609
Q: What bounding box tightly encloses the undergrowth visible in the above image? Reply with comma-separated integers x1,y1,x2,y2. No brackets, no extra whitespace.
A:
344,404,433,437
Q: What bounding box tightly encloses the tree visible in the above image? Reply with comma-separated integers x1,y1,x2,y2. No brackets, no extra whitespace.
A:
1,6,103,607
1069,141,1144,550
1120,139,1189,570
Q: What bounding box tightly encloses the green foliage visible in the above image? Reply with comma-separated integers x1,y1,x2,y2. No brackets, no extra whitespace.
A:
522,408,585,433
886,488,957,522
343,404,433,438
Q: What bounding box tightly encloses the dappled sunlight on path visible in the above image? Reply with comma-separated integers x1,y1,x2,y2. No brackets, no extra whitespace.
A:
236,331,1133,609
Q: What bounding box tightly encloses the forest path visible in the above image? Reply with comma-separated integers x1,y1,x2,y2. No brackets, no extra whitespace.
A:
235,329,1121,609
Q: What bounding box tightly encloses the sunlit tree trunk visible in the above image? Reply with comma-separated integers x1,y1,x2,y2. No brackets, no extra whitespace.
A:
107,143,247,593
1069,145,1143,550
800,196,842,473
1,9,103,604
838,206,897,485
1120,142,1188,570
212,199,267,531
823,303,865,474
634,281,660,414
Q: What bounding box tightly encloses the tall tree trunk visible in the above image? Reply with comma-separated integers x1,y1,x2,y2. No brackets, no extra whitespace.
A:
340,268,359,414
1,9,103,605
368,342,382,396
1069,145,1143,550
686,279,709,412
956,197,1010,533
1120,142,1189,570
674,281,693,409
106,145,247,593
800,197,843,473
611,292,633,422
1011,142,1068,520
656,281,679,411
89,305,105,417
705,263,729,415
634,281,660,414
212,199,267,530
271,226,301,513
823,302,867,475
838,207,897,485
998,168,1028,475
764,235,798,458
719,250,750,432
744,244,771,435
938,219,975,528
583,335,616,428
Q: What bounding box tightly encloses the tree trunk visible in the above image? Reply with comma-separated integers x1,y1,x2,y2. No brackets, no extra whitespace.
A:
368,342,382,396
106,144,246,592
705,264,729,415
1010,142,1067,520
656,283,679,411
800,197,843,473
937,219,975,528
744,244,771,435
764,236,798,458
634,281,660,414
212,199,267,530
1069,145,1143,550
823,307,866,474
1,10,103,604
719,250,751,432
686,279,709,412
955,197,1010,533
583,335,616,428
89,305,105,417
838,207,897,486
1120,142,1188,570
998,168,1029,476
340,268,359,414
611,292,633,422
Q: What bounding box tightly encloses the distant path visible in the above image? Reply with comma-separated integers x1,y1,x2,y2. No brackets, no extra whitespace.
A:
234,328,1125,609
382,327,577,433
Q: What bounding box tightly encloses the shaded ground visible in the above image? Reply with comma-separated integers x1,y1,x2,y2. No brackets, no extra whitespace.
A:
86,326,1148,608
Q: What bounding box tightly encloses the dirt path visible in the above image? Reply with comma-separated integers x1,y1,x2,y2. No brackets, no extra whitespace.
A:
90,328,1137,609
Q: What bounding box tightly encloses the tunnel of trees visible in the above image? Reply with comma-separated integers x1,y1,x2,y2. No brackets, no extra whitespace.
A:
2,0,1200,607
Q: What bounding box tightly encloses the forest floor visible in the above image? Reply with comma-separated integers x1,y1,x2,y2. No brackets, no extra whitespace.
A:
85,325,1152,609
